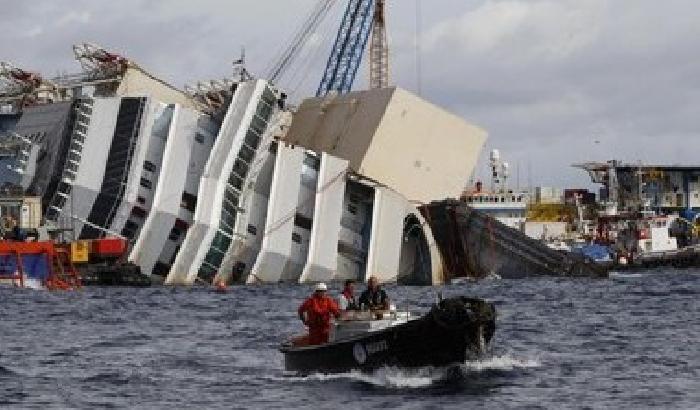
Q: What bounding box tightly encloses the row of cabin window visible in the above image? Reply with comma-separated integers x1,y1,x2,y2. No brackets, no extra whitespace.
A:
20,132,46,144
242,228,300,243
220,100,271,239
221,100,272,193
139,161,158,190
238,224,305,243
141,87,274,253
136,190,198,212
163,226,302,272
213,222,302,243
168,219,191,241
467,196,524,203
213,102,271,237
140,178,152,190
123,220,139,236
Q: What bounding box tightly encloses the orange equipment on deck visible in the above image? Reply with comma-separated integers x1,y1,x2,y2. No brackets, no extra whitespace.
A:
0,241,81,290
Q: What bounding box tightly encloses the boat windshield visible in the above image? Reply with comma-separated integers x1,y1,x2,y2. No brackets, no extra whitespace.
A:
330,311,416,342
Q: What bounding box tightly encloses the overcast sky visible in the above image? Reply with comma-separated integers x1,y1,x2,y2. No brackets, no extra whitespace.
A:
2,0,699,188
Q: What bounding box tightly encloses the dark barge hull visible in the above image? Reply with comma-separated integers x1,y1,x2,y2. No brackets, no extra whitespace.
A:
78,263,151,286
602,246,700,271
421,200,608,279
281,297,496,374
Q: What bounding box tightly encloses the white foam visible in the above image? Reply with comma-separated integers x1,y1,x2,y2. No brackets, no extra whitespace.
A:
462,354,541,371
280,368,435,389
0,278,45,290
609,272,644,279
277,354,541,389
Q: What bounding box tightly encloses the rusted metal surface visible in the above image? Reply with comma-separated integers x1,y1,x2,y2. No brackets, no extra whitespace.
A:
421,200,608,280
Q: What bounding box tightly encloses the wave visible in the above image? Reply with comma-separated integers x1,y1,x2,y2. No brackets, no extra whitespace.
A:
283,368,436,388
609,272,644,279
277,354,540,389
461,355,541,371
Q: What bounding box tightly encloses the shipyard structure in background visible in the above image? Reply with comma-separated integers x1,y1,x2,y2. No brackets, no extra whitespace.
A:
0,44,486,286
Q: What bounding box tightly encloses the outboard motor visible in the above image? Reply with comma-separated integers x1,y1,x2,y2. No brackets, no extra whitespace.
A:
428,296,497,355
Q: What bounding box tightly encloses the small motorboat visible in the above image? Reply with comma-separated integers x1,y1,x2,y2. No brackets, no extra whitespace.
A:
280,296,496,374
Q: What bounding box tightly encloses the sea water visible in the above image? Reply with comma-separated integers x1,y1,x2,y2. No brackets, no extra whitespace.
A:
0,270,698,409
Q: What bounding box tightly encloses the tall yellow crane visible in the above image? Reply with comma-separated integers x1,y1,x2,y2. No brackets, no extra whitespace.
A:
369,0,389,89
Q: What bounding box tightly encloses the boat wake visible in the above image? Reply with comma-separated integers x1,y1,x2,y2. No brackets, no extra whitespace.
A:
278,354,540,389
462,354,540,372
609,272,645,279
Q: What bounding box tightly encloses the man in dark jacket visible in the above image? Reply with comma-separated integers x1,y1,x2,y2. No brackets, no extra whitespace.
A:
358,276,390,311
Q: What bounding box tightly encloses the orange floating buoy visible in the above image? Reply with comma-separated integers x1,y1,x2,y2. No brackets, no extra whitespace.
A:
214,278,228,292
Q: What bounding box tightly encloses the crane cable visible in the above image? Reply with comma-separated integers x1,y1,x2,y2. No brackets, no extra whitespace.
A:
264,0,337,83
286,17,338,101
415,0,423,96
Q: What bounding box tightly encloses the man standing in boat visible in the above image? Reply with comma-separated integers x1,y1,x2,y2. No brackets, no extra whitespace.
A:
338,279,359,311
359,276,390,311
298,283,341,345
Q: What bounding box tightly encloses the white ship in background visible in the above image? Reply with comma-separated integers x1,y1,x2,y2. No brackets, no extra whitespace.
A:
0,44,487,286
462,149,530,230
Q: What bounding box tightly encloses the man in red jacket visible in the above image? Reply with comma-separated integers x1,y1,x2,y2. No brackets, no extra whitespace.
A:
298,283,341,345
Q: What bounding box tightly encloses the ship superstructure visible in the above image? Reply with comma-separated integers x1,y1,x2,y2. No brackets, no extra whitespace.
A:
0,43,487,286
462,150,530,230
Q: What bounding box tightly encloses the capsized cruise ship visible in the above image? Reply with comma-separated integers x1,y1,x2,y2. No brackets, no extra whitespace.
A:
0,44,487,286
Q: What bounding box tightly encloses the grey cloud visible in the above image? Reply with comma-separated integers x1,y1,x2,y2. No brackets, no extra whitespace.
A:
1,0,698,188
402,0,700,186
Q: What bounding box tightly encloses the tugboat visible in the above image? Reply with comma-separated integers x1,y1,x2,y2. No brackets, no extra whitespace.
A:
281,296,496,374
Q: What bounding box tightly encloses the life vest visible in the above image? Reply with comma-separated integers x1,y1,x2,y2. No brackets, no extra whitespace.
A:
299,296,340,329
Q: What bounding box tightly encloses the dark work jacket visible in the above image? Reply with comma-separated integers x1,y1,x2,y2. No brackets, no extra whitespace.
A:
358,288,388,310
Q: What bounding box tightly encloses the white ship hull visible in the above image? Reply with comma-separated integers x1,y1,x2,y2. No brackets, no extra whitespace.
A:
1,77,487,286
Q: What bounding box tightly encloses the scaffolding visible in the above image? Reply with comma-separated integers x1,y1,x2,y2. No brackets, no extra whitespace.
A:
0,241,81,290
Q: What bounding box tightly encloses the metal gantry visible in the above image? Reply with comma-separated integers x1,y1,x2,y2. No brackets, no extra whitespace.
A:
0,62,51,106
72,43,129,81
316,0,375,96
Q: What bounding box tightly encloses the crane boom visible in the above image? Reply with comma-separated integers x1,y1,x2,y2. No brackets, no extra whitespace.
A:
369,0,388,89
316,0,375,96
0,62,44,100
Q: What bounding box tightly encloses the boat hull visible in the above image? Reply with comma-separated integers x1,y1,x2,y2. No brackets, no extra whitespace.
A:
281,297,496,374
421,199,608,279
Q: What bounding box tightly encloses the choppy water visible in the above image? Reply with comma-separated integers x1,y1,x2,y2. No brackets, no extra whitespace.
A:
1,270,698,409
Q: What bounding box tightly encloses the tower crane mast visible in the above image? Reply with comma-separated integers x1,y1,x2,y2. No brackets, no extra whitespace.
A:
369,0,389,89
